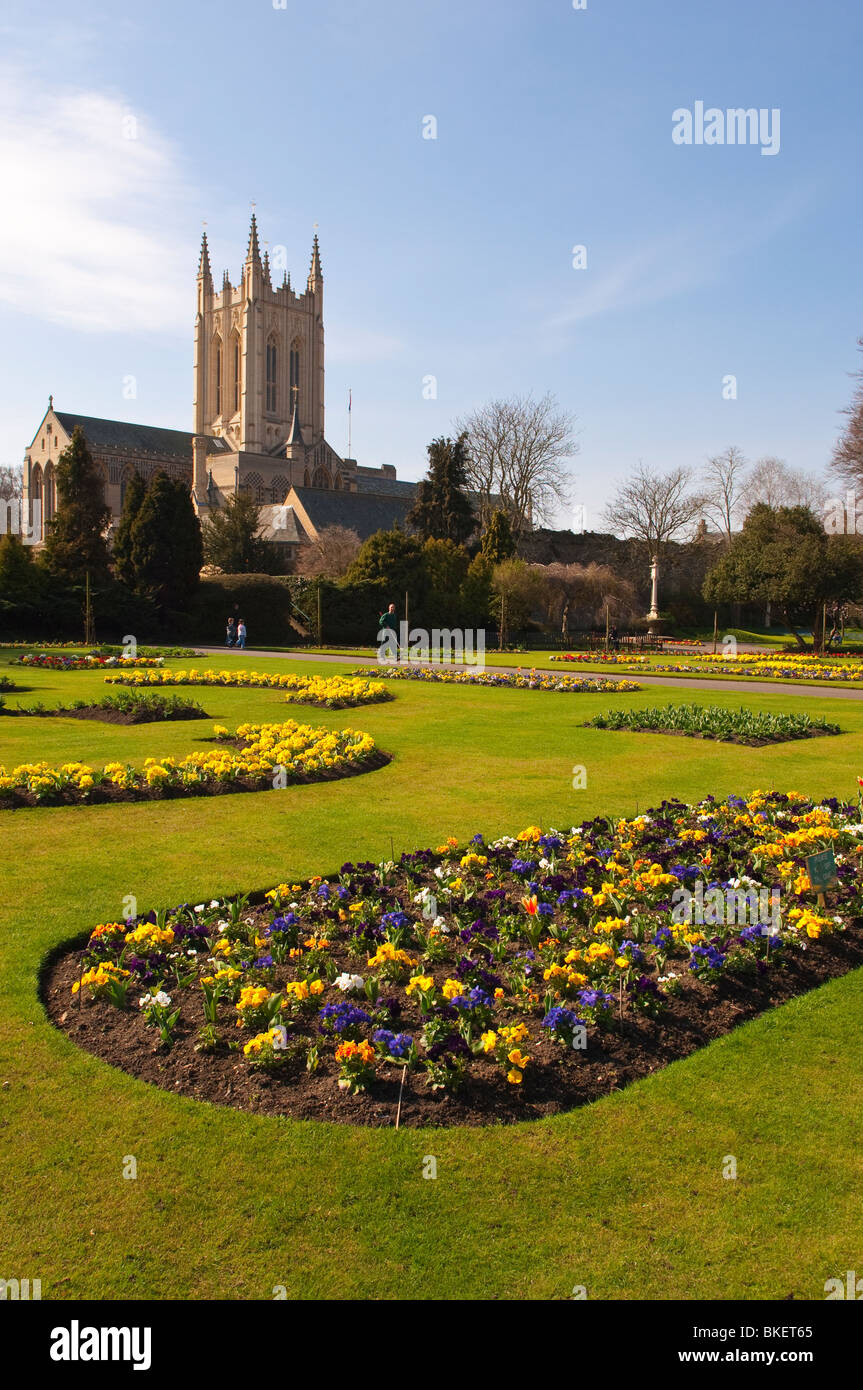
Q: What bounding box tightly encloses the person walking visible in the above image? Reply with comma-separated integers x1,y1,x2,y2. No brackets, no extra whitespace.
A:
236,618,247,650
226,616,236,648
378,602,397,639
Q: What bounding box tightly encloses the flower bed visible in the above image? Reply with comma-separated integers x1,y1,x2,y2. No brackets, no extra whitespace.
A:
44,790,863,1126
622,653,863,683
351,665,642,693
0,719,383,807
14,653,165,670
550,653,650,665
106,669,393,708
583,703,842,745
2,692,209,725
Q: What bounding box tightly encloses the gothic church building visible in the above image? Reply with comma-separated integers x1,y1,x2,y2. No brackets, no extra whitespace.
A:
23,219,415,552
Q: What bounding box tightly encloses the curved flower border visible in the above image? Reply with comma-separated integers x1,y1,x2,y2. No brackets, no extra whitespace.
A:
53,788,863,1119
106,669,393,708
0,719,382,806
351,665,642,693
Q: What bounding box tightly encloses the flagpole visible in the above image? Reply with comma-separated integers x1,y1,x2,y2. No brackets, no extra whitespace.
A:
348,388,352,460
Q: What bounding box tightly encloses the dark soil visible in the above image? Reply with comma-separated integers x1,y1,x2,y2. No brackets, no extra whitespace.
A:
1,706,208,725
580,724,841,747
42,912,863,1128
0,749,390,810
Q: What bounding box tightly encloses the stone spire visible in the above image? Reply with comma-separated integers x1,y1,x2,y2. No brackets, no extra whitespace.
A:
198,230,212,284
245,212,261,267
307,233,322,292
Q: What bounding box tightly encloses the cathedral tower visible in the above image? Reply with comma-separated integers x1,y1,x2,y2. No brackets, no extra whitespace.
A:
192,216,325,456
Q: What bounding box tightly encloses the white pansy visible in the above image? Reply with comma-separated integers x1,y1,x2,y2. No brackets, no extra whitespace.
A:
335,972,365,994
139,991,171,1008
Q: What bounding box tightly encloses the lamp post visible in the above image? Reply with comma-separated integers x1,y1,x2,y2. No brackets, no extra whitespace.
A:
646,556,661,635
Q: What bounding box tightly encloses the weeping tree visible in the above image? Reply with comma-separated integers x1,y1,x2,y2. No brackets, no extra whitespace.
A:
490,558,549,649
542,562,637,637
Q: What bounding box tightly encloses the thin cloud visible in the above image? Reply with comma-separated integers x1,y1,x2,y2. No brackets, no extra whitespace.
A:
547,190,814,333
0,63,193,334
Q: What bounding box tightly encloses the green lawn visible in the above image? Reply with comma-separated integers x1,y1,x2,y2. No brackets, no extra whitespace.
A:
1,647,862,1300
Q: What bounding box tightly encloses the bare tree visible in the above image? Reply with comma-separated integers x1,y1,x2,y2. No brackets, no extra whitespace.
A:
830,336,863,491
741,457,827,515
700,446,748,541
295,525,362,579
603,463,704,617
457,392,577,539
0,465,23,501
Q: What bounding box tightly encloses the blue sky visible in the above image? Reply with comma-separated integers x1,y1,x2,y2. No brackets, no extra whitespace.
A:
1,0,861,526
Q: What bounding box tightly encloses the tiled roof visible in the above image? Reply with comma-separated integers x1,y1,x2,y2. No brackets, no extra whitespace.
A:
53,413,233,459
353,473,418,498
290,486,413,540
257,504,305,544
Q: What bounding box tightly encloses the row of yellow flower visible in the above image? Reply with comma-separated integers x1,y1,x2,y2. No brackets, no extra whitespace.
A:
0,719,378,801
105,668,391,707
626,651,863,683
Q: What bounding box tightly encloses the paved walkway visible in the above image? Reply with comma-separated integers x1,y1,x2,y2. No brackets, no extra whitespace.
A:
197,647,863,702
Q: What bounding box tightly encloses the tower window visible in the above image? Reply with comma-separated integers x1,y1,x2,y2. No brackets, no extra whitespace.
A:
289,346,300,408
215,340,223,416
266,341,277,413
233,337,241,413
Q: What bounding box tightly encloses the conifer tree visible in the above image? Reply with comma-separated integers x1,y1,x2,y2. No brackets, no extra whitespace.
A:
480,509,516,565
111,470,146,588
130,471,203,609
42,426,111,584
201,492,284,574
407,434,475,544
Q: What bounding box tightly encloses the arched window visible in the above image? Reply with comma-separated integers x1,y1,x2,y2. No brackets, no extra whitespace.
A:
213,336,223,416
312,466,330,490
289,342,301,409
43,463,56,521
232,334,241,414
30,464,43,532
270,475,288,504
334,472,342,490
303,469,311,488
266,338,278,413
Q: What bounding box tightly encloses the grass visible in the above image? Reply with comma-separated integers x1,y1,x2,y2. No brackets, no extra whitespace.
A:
2,645,863,1300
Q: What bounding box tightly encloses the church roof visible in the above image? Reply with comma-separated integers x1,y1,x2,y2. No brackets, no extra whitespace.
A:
290,486,413,541
352,473,418,499
53,412,233,461
256,504,305,544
